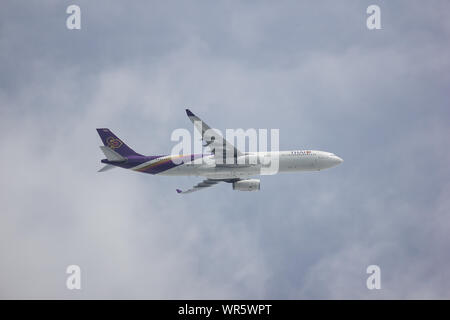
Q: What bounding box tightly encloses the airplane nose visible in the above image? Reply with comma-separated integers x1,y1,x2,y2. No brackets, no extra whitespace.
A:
317,154,343,169
330,155,343,166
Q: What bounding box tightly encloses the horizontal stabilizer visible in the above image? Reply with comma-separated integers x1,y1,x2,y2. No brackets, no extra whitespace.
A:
100,146,126,162
98,164,116,172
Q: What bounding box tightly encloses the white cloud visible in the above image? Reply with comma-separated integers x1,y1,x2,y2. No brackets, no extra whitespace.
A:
1,0,449,299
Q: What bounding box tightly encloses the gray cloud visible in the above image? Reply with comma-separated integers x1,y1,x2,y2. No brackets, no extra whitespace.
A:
1,0,449,299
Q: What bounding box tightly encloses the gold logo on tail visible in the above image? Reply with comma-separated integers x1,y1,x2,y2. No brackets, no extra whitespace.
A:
106,137,123,149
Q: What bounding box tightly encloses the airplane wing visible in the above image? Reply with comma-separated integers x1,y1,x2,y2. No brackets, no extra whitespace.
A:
176,179,221,194
176,178,240,194
186,109,243,164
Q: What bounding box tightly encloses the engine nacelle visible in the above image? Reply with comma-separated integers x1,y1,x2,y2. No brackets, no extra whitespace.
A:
232,179,261,191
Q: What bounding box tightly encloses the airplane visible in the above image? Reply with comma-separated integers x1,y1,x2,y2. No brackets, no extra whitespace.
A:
96,109,343,193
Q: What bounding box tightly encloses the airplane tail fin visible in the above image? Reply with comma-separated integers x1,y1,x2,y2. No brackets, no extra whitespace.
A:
96,128,142,158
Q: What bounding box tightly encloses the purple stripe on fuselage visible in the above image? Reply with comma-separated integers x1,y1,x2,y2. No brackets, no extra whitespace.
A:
101,154,210,173
136,154,208,174
101,155,163,169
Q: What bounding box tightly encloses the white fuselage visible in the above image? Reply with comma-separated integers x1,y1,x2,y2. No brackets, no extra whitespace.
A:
157,150,343,179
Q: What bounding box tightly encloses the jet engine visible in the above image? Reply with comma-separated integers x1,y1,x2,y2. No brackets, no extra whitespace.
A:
232,179,261,191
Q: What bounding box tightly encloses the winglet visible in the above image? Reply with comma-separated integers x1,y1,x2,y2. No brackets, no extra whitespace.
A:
185,109,195,117
176,189,183,194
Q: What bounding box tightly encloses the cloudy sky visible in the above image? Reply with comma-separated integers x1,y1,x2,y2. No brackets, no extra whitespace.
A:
1,0,449,299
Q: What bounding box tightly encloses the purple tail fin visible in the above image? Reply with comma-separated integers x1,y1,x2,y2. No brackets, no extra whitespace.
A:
96,128,142,157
